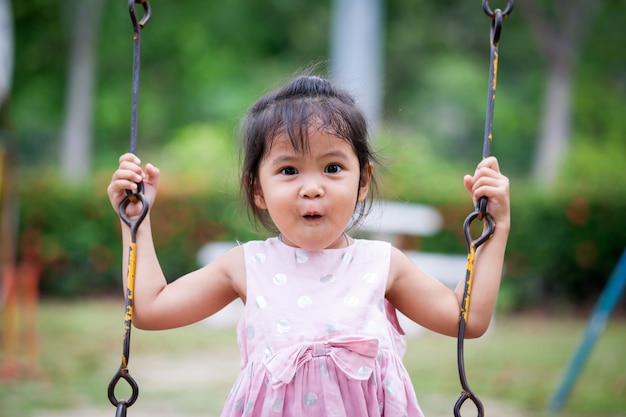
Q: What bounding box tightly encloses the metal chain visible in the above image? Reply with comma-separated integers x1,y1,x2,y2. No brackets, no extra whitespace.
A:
107,2,151,416
454,2,513,417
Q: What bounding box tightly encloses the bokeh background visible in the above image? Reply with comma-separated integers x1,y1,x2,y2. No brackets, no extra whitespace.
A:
1,1,625,416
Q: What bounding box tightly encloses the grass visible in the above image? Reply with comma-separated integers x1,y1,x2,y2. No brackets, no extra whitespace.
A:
0,299,625,417
405,315,626,416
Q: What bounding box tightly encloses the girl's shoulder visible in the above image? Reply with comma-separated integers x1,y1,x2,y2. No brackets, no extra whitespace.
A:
240,237,281,257
350,238,392,258
352,237,391,249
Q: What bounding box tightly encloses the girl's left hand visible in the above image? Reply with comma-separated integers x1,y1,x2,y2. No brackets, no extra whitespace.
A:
463,156,510,229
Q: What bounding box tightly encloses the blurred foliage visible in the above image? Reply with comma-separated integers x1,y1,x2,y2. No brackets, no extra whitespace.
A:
19,173,266,297
505,192,626,308
12,0,626,173
7,0,626,307
17,134,626,310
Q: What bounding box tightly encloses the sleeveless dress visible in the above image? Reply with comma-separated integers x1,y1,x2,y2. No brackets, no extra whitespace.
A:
220,237,424,417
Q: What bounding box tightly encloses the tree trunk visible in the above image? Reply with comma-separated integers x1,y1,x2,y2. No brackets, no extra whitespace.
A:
521,0,602,187
59,0,105,180
1,0,15,273
0,0,19,377
330,0,384,132
532,58,572,185
0,0,11,107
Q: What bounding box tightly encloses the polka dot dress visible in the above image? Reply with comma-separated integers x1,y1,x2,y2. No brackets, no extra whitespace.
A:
220,237,424,417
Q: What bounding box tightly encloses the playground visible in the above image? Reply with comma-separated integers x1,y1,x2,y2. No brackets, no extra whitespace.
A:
2,1,626,417
1,298,625,417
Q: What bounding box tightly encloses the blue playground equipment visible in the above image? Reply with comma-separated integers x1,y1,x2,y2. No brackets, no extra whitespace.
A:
548,247,626,412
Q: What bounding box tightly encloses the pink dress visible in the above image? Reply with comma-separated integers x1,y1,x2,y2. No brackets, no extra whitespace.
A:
220,237,424,417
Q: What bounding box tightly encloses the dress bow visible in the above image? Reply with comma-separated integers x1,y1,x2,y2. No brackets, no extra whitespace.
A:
263,337,379,387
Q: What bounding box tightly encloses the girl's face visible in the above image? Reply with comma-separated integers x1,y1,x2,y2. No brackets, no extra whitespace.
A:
253,128,371,251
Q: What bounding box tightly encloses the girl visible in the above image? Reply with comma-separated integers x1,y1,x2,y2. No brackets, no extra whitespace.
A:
107,75,510,416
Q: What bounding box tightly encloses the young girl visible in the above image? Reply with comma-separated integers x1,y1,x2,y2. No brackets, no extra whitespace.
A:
107,75,510,417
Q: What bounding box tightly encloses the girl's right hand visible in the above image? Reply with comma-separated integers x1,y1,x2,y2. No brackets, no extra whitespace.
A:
107,153,160,219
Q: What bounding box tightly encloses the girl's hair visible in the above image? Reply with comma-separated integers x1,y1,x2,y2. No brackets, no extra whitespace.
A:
240,74,378,232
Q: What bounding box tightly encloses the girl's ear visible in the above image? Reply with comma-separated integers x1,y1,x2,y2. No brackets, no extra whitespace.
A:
245,172,266,209
357,162,374,202
253,183,267,210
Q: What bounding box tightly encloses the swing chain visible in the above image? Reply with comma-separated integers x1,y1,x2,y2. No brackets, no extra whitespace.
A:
483,0,513,47
106,193,148,412
126,0,151,202
128,0,150,156
107,1,151,414
455,2,512,417
130,0,151,36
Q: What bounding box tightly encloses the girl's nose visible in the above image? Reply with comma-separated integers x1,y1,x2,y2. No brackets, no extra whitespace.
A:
299,177,325,198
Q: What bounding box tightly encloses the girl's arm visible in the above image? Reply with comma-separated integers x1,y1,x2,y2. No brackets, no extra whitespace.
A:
386,156,510,338
108,153,244,330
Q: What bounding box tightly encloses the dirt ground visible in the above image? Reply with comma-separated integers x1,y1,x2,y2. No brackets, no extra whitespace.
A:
33,397,532,417
33,398,532,417
34,402,531,417
33,350,535,417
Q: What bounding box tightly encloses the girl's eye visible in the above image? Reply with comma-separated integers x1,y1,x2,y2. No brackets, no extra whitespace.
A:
325,164,342,174
280,167,298,176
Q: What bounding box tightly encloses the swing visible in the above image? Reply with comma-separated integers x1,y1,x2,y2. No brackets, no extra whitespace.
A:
106,2,150,417
105,1,514,416
455,2,513,417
